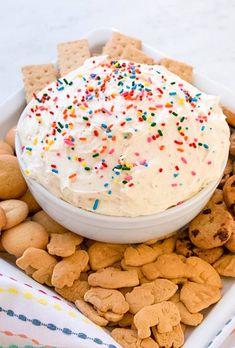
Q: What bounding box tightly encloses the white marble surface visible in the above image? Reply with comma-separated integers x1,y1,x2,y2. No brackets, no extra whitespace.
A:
0,0,235,104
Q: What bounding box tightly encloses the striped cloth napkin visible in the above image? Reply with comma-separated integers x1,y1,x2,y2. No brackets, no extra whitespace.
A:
0,259,120,348
0,258,235,348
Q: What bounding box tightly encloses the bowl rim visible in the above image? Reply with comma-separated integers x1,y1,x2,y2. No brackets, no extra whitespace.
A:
15,113,226,223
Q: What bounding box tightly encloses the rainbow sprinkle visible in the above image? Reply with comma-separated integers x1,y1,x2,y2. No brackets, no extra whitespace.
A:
20,56,220,214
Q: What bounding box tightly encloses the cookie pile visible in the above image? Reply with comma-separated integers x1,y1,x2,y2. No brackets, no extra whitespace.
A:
1,31,235,348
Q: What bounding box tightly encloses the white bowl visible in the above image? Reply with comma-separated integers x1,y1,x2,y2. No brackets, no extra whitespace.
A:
16,129,224,243
15,27,228,244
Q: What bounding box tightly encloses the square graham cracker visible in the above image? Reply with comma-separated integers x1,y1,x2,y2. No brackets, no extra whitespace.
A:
21,64,58,104
160,58,193,83
57,39,91,76
121,46,155,65
103,32,142,58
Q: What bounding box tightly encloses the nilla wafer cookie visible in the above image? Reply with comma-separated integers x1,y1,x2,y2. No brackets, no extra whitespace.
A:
0,141,14,155
4,126,16,151
0,206,6,230
0,155,27,199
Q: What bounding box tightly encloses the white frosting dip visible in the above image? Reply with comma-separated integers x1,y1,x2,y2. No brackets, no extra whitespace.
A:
18,56,230,216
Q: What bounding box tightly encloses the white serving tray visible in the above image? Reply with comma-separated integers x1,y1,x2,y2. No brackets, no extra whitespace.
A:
1,27,235,348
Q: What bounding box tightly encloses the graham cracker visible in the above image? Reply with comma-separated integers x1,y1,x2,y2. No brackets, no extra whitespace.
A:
92,52,101,57
21,64,58,104
57,39,91,76
160,58,193,83
222,105,235,127
102,31,142,58
121,46,155,65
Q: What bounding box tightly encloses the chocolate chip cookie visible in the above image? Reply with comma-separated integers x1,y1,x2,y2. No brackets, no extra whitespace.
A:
230,132,235,157
176,230,223,263
219,159,233,188
225,219,235,252
208,189,225,207
223,175,235,210
189,205,234,249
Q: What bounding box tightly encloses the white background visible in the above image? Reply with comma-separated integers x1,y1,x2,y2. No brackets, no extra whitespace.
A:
0,0,235,104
